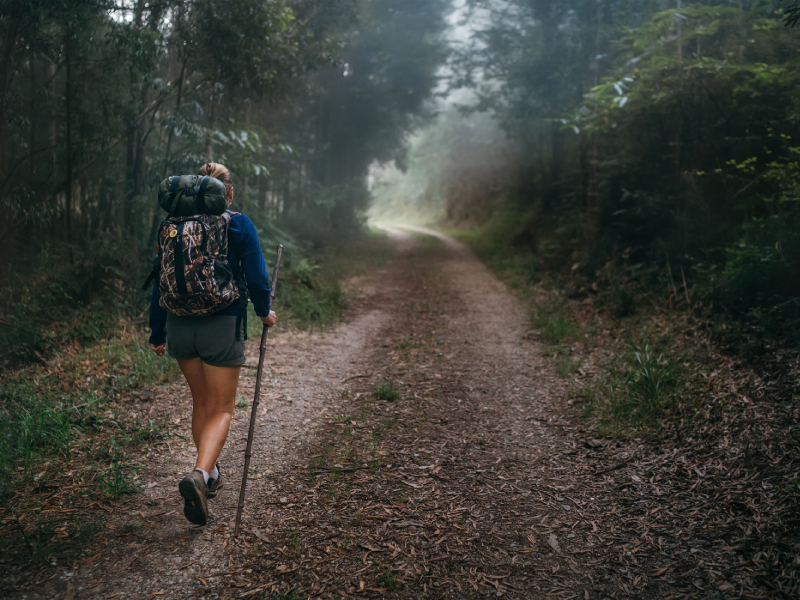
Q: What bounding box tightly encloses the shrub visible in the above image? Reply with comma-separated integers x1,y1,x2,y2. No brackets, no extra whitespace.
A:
372,378,401,401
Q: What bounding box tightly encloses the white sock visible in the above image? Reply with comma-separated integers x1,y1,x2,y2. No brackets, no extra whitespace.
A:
210,465,220,480
196,468,210,484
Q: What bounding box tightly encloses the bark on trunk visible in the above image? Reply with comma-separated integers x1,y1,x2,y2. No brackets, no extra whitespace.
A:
0,18,22,176
64,22,74,258
29,48,36,185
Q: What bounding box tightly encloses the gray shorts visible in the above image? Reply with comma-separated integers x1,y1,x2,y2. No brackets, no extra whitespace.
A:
166,313,245,367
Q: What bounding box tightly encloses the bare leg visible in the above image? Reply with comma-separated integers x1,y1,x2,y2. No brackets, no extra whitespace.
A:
178,359,241,473
178,358,208,449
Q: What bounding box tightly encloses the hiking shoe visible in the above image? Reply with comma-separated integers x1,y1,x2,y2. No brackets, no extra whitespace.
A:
207,464,223,499
179,469,209,526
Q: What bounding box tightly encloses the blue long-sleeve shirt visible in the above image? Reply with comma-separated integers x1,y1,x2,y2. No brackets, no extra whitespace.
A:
148,212,271,345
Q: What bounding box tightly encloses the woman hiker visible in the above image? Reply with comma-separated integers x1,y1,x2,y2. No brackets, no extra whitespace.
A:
148,162,277,526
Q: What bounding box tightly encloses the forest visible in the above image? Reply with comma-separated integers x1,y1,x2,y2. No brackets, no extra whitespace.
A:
2,0,799,363
373,0,800,351
1,1,799,598
0,0,449,365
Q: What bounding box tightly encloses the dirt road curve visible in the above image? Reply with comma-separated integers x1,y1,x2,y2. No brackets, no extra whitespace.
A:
18,228,735,599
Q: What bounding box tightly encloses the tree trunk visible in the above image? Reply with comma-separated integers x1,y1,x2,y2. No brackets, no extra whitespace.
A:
551,127,564,191
29,48,36,186
0,17,22,176
675,0,683,190
64,22,74,258
259,172,268,212
206,97,216,158
125,0,145,226
50,61,57,183
147,55,188,251
125,124,136,221
162,56,187,178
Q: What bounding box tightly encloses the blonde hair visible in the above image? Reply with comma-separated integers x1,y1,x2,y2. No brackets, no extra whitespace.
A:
198,162,233,192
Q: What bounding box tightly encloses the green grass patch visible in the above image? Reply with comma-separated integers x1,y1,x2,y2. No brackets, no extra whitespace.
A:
90,336,180,390
286,528,300,554
446,209,546,285
577,345,677,434
555,357,582,377
378,570,400,590
0,328,180,505
531,301,579,344
0,242,140,369
96,462,140,500
372,378,401,401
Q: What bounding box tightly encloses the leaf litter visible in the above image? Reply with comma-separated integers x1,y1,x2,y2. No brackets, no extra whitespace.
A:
222,229,799,599
2,229,798,599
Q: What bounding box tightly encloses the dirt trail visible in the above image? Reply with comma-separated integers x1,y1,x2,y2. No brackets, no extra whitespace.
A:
14,228,743,599
15,233,413,600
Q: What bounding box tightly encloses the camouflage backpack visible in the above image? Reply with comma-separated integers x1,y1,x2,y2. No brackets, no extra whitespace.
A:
143,175,247,335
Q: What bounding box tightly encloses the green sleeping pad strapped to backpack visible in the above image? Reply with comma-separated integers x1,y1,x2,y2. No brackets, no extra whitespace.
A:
158,174,228,216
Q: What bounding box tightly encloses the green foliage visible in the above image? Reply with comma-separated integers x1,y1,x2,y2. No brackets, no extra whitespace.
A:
0,241,140,367
786,3,800,28
555,357,582,378
96,337,181,391
450,207,544,282
246,229,391,336
571,6,796,136
419,2,800,349
531,302,579,344
625,346,675,409
581,345,676,432
602,276,638,318
274,259,348,331
0,387,78,494
96,462,139,500
286,529,300,553
0,329,179,501
377,570,400,590
1,0,449,371
372,379,401,401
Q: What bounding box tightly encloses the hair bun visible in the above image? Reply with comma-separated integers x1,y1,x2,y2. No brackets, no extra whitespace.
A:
197,161,233,190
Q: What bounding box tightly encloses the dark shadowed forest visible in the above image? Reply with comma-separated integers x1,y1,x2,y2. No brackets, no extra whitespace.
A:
0,0,449,364
2,1,800,599
373,0,800,349
3,0,799,364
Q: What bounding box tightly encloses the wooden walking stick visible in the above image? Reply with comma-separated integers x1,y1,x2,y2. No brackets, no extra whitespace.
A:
234,244,283,538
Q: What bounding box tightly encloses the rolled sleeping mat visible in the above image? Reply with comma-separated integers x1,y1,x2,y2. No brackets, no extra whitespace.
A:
158,175,228,216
